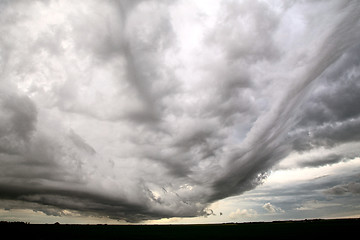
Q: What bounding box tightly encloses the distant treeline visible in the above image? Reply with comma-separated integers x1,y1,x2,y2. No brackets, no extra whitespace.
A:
0,221,30,225
0,218,359,240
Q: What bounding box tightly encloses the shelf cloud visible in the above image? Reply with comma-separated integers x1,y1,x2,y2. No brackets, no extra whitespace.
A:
1,0,360,222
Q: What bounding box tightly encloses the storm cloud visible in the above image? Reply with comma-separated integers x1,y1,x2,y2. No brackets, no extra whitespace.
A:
1,0,360,222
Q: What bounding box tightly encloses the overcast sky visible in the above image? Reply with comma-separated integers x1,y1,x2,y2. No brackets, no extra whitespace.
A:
1,0,360,224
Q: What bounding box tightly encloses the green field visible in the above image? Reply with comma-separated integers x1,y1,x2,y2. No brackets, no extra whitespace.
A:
1,218,359,239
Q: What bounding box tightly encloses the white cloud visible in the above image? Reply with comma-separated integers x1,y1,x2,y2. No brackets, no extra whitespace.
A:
262,202,284,213
229,208,257,220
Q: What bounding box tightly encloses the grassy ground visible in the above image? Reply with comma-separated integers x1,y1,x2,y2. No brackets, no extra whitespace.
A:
1,218,359,239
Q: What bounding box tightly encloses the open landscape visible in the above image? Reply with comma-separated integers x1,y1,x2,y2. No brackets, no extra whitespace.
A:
1,218,359,239
1,0,360,232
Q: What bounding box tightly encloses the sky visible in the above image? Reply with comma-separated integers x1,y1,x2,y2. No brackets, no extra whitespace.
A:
0,0,360,224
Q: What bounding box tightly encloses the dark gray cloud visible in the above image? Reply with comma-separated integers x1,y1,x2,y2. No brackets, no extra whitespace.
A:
290,41,360,154
69,130,96,155
0,92,37,155
324,182,360,195
1,0,360,222
297,154,346,168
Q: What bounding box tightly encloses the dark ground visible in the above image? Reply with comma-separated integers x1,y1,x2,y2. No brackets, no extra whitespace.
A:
1,218,359,239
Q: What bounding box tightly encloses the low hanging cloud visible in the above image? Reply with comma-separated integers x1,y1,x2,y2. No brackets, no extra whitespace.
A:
324,182,360,196
1,0,360,222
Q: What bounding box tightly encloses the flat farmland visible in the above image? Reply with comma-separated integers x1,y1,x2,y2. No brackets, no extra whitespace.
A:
1,218,359,239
